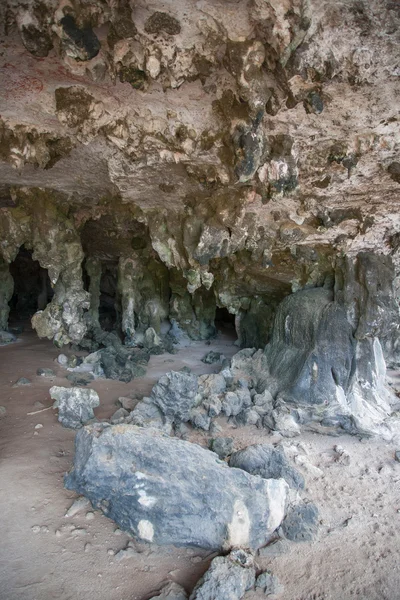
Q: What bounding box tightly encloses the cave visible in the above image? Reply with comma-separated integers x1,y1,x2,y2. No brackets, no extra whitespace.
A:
1,1,400,599
8,246,53,324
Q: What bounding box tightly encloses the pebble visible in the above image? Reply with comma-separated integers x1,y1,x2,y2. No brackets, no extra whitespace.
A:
84,543,92,552
65,496,91,517
35,423,43,429
13,377,31,387
107,549,115,556
40,526,49,533
72,528,87,536
0,406,7,418
115,547,137,561
114,528,123,535
394,450,400,463
86,511,95,520
31,525,41,534
37,368,56,378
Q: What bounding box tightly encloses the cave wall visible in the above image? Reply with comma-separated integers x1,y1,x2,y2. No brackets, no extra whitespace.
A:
0,0,399,352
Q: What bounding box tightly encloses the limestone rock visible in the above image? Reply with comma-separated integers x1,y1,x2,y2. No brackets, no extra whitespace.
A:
189,550,256,600
229,444,305,490
65,424,288,550
50,386,100,429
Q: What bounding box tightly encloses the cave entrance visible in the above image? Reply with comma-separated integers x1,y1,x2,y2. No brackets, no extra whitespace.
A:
99,263,120,333
214,306,237,341
8,246,53,325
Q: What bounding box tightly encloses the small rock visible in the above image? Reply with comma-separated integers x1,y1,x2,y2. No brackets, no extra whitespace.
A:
203,395,222,418
50,386,100,429
110,407,129,424
86,511,95,520
221,391,243,417
209,437,234,459
115,546,137,561
394,450,400,463
72,527,87,536
65,496,91,518
201,351,223,364
34,423,43,429
191,556,203,564
0,406,7,418
114,528,123,535
281,502,319,542
0,330,16,345
40,525,49,533
13,377,31,387
107,549,115,556
37,368,56,378
84,543,92,552
255,571,283,596
119,396,136,411
209,422,223,435
57,354,69,366
149,582,188,600
333,444,350,465
220,367,234,386
190,408,211,431
31,525,41,533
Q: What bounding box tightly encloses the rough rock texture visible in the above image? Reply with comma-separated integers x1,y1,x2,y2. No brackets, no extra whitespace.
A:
149,582,188,600
65,424,288,550
189,550,256,600
0,0,399,354
229,444,305,490
50,385,100,429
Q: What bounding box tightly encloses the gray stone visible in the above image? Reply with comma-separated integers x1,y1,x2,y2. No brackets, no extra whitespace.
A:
0,406,7,418
198,373,226,397
66,372,94,386
128,397,171,432
221,392,243,417
201,351,223,364
65,424,288,550
149,582,188,600
229,444,305,490
110,407,129,424
0,330,16,346
203,395,222,418
37,368,56,379
235,408,261,427
220,367,234,386
13,377,31,387
255,571,283,596
281,502,319,542
190,408,211,431
189,550,256,600
119,396,136,411
50,386,100,429
209,437,234,459
395,450,400,463
150,370,199,422
57,354,68,366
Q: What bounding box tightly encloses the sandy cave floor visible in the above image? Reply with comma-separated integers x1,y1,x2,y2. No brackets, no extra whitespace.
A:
1,327,400,600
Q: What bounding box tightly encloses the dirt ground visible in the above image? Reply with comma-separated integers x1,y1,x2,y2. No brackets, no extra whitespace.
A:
1,327,400,600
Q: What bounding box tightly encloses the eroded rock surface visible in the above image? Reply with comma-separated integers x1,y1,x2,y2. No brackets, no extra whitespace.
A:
50,386,100,429
65,424,288,550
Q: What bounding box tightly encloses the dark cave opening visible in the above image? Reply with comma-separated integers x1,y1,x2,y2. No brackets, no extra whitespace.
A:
8,246,53,323
99,263,120,332
215,306,237,340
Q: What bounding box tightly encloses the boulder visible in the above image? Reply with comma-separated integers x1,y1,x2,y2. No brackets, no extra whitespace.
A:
50,386,100,429
229,444,304,490
65,424,288,550
150,370,199,422
189,549,256,600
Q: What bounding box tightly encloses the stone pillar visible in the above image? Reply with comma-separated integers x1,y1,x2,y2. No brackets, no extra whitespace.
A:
118,257,137,344
0,259,13,330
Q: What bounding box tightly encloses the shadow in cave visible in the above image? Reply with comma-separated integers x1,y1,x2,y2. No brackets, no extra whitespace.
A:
99,263,121,334
214,306,237,341
8,246,53,328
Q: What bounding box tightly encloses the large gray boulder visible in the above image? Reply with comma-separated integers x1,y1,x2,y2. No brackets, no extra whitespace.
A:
65,424,288,550
229,444,304,490
50,386,99,429
189,550,256,600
